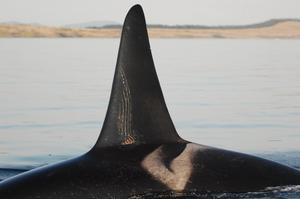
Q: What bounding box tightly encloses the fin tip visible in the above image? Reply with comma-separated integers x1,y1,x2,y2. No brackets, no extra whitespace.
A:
126,4,144,19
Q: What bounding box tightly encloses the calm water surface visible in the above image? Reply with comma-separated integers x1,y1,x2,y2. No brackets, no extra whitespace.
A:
0,38,300,197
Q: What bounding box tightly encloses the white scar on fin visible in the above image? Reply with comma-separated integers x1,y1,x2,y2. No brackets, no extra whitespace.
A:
141,143,204,191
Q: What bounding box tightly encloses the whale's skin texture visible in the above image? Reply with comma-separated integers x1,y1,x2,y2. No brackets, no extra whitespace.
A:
1,4,300,199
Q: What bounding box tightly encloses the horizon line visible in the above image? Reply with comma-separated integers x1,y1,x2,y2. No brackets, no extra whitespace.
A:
1,18,300,29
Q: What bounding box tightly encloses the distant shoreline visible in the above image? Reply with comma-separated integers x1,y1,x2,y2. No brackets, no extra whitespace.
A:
1,19,300,38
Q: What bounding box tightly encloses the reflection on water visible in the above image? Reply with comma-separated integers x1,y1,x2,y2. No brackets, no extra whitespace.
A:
0,39,299,171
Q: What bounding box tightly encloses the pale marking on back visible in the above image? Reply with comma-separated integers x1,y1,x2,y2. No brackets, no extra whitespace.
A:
141,143,205,191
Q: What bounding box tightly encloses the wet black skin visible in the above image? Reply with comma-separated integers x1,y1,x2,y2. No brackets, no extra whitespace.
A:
1,143,300,198
0,4,300,199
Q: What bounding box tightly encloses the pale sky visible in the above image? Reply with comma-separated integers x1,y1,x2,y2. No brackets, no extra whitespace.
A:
0,0,300,26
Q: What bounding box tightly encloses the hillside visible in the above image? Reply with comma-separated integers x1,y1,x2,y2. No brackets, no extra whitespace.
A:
1,19,300,38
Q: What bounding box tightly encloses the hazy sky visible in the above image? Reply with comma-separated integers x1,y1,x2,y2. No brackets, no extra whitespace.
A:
1,0,300,26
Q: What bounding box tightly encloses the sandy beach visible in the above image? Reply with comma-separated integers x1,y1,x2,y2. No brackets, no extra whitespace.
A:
1,20,300,38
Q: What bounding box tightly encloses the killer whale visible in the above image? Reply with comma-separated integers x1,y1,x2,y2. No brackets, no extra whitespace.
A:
1,4,300,199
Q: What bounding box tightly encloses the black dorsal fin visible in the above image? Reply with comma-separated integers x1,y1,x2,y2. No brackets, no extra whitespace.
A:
94,5,183,148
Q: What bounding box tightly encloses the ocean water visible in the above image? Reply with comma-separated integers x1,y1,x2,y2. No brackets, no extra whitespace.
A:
0,38,300,198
